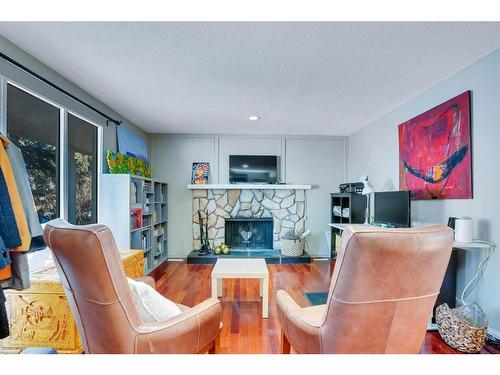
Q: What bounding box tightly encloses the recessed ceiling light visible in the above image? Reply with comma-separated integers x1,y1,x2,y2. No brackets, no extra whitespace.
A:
248,115,260,121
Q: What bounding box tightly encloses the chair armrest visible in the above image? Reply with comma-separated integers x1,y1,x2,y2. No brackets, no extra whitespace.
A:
276,290,324,327
134,297,222,354
134,276,156,289
276,289,323,353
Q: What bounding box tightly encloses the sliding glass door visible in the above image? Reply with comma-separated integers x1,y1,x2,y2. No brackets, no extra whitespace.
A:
5,83,100,226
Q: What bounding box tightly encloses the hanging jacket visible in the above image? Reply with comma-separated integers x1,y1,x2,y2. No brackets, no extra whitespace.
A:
0,169,15,281
0,168,21,249
0,265,11,281
0,135,30,252
3,135,45,252
0,235,12,281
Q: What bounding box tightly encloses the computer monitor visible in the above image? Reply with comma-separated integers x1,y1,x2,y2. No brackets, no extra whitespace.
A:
373,191,411,228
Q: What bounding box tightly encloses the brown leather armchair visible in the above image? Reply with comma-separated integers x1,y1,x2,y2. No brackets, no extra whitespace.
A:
277,225,453,354
43,218,222,354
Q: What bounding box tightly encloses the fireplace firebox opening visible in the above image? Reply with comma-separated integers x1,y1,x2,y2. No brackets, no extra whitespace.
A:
225,218,273,250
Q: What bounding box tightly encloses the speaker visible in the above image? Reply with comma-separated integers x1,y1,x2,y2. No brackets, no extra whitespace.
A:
455,218,473,243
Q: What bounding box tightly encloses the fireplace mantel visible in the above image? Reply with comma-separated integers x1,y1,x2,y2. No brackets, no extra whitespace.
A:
187,184,312,190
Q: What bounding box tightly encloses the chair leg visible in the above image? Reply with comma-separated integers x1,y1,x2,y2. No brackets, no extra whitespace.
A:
281,331,291,354
209,334,220,354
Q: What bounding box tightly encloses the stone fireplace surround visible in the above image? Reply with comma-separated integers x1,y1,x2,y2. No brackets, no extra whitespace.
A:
191,188,306,250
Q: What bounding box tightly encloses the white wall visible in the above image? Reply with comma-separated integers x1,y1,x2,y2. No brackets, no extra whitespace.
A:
151,134,347,258
286,138,347,255
349,49,500,333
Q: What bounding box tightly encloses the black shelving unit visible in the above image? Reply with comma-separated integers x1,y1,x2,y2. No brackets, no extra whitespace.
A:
330,192,366,258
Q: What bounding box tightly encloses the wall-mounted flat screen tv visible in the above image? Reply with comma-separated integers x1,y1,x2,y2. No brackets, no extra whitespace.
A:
229,155,278,184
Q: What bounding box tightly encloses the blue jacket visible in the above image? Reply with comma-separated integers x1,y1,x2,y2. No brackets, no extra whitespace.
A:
0,235,11,271
0,168,21,249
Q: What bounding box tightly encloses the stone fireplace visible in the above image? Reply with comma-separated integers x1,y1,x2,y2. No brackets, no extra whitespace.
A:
191,188,306,250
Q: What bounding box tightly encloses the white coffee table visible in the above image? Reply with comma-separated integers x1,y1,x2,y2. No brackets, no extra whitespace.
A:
211,258,269,318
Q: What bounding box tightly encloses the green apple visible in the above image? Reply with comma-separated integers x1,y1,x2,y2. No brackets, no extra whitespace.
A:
222,246,230,255
214,246,222,255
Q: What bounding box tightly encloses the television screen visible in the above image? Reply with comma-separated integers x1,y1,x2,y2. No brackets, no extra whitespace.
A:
374,191,411,228
229,155,278,184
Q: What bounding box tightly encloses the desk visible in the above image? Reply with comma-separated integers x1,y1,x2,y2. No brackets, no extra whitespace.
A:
329,223,493,254
0,249,145,354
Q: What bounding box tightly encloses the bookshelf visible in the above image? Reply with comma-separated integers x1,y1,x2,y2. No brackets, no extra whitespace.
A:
329,192,366,259
99,174,168,274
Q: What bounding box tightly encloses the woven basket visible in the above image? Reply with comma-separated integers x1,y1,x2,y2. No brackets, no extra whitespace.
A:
281,238,304,257
435,303,487,353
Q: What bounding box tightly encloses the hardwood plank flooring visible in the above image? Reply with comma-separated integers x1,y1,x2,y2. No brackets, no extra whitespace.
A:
152,260,498,354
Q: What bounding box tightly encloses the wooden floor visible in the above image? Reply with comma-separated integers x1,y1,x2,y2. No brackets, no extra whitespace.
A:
152,260,499,354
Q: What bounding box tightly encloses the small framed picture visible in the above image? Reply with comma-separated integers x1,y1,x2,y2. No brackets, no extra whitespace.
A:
191,162,210,184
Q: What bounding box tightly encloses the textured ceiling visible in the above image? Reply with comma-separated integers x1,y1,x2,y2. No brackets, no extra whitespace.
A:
1,22,500,136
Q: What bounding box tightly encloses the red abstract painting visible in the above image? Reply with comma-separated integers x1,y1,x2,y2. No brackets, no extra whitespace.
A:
398,91,472,200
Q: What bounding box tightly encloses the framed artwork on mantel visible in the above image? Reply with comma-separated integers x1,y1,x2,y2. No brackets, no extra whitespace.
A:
398,91,472,200
191,162,210,184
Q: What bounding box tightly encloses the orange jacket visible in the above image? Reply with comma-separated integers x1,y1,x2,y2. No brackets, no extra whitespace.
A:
0,265,11,280
0,135,31,252
0,263,11,280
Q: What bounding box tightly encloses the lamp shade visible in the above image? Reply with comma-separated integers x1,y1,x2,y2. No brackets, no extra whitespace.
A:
362,181,374,195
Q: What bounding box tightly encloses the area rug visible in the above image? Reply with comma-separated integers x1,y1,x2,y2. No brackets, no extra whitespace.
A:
304,291,328,306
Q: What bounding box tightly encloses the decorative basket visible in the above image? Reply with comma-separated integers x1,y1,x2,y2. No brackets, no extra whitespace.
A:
435,303,487,353
281,238,305,257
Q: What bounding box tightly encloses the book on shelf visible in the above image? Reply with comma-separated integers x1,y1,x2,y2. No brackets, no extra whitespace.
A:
332,206,350,218
130,208,142,229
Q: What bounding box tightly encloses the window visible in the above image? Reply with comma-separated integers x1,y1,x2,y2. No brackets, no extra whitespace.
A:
5,82,101,226
7,83,61,224
68,113,98,225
